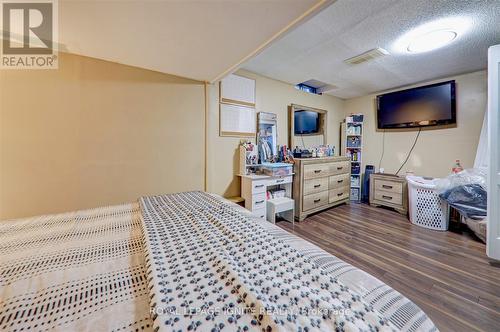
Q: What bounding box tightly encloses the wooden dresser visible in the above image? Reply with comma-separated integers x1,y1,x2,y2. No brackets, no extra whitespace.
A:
369,173,408,215
293,157,350,221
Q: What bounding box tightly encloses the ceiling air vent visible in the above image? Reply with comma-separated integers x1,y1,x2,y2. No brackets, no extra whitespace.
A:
344,48,389,65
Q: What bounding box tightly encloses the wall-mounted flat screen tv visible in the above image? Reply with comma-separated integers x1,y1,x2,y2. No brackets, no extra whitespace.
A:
294,110,319,134
376,80,456,129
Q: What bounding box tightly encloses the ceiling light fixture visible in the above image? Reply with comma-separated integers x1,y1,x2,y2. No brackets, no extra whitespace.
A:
407,30,457,53
393,17,471,54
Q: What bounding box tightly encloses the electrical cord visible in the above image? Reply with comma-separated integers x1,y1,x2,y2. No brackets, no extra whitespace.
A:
395,127,422,175
301,134,306,149
378,129,385,170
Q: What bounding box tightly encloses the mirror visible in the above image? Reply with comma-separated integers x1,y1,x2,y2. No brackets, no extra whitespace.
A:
257,112,277,163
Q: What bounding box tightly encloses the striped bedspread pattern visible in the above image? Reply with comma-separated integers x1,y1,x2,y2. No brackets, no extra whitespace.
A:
0,204,152,332
0,192,437,331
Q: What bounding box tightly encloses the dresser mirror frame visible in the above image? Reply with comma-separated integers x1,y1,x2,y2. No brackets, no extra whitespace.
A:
288,104,327,149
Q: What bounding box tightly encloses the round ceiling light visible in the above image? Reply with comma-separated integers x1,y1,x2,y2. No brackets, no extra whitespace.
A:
392,17,471,54
407,30,457,53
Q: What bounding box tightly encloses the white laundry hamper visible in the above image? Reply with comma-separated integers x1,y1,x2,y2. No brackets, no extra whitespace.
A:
407,176,449,231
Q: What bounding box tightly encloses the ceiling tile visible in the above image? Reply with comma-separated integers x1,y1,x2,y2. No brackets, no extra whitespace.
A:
243,0,500,98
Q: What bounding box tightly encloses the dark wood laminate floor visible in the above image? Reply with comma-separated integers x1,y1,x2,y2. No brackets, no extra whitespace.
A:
277,203,500,332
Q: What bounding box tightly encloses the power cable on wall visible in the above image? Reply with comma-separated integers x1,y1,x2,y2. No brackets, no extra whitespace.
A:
395,127,422,175
378,129,385,170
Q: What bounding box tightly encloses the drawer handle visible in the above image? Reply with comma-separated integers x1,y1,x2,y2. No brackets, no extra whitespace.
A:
255,184,265,188
337,167,343,170
276,179,284,183
382,185,393,189
314,170,322,173
337,179,344,183
314,184,321,188
314,199,321,203
337,193,343,197
382,195,392,200
256,200,265,204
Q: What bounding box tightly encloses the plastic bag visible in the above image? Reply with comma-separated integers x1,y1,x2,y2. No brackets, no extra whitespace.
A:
439,184,486,219
435,168,487,194
436,169,487,219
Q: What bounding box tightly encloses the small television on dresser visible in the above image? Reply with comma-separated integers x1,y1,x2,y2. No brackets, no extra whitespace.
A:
376,80,456,129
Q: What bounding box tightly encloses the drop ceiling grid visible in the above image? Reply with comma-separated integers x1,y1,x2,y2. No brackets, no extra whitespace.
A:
243,0,500,99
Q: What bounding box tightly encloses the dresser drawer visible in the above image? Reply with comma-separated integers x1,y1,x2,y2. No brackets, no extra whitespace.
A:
268,176,292,186
303,191,329,211
304,164,330,179
251,193,267,210
374,191,403,205
252,180,267,194
329,161,350,175
329,174,350,189
374,179,403,194
329,186,350,203
304,177,329,195
252,207,266,219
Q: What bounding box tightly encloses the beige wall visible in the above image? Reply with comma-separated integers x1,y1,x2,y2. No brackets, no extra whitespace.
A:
1,53,486,220
343,70,487,178
0,53,205,220
206,69,345,197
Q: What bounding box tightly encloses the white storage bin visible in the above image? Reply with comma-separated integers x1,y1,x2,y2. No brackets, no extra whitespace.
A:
407,176,449,231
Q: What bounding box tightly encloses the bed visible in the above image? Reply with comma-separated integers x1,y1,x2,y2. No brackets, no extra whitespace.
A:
461,216,487,243
0,191,437,331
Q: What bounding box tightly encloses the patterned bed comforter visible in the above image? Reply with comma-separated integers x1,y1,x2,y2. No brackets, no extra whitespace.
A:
0,203,152,331
0,191,436,331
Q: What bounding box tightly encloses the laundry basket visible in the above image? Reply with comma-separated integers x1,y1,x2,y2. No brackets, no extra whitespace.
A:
407,176,449,231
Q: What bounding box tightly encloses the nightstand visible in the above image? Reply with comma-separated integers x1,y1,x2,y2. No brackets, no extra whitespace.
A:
369,173,408,215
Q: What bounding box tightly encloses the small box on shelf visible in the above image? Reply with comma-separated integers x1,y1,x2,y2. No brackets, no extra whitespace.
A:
350,188,360,201
346,114,364,123
346,149,361,162
346,136,362,148
351,163,361,175
261,162,293,177
351,175,361,187
346,123,362,136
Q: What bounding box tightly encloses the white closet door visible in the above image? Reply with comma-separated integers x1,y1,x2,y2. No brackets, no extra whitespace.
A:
487,44,500,260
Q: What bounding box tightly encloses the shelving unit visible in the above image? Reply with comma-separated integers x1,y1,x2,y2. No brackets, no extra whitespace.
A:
239,145,260,175
341,116,364,201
